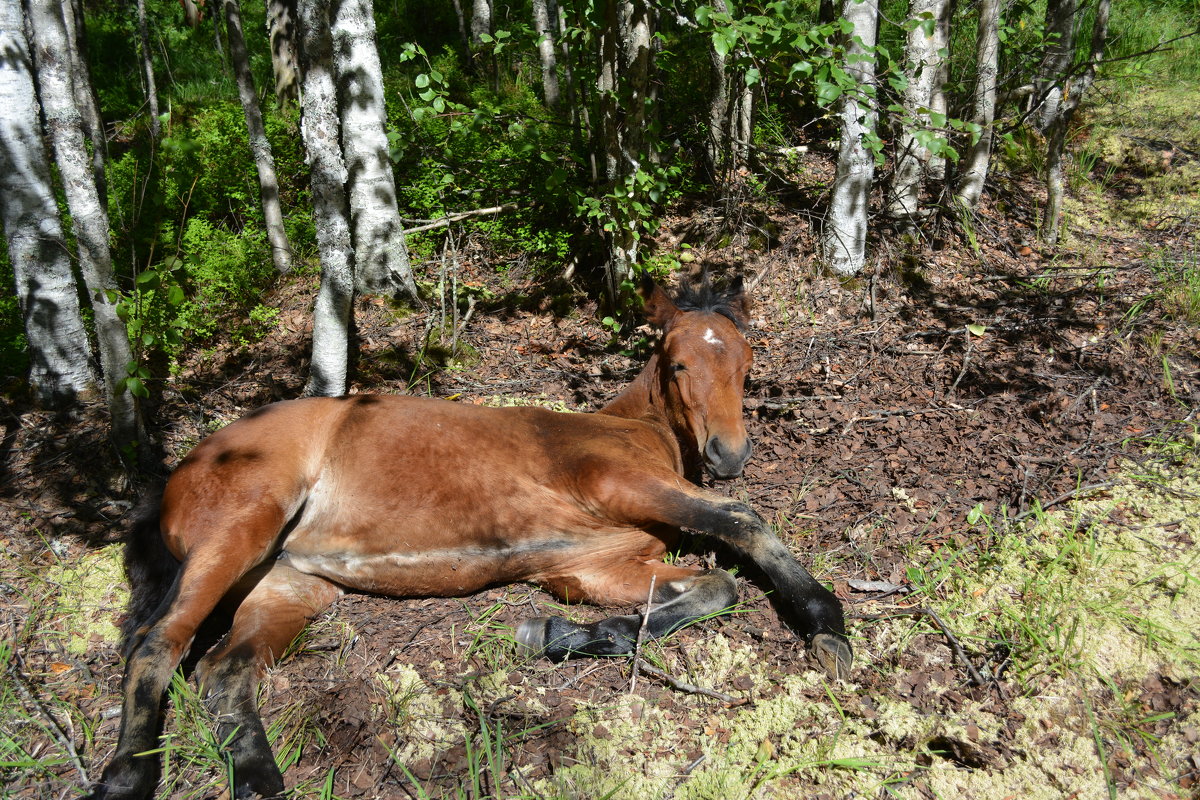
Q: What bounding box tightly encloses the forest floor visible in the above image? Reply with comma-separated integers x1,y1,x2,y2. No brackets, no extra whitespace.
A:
2,83,1199,799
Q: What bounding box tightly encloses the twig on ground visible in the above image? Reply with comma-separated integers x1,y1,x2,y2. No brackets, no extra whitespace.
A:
1009,481,1118,523
857,606,989,687
950,326,974,396
629,575,656,694
8,650,89,784
635,659,749,706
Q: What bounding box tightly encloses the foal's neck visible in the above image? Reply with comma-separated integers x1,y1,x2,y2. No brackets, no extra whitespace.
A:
598,353,663,422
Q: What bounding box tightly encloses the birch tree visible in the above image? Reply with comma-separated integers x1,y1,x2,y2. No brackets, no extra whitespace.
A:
135,0,160,140
597,0,655,300
222,0,293,273
1034,0,1078,132
26,0,142,451
532,0,560,108
298,0,355,396
954,0,1001,211
61,0,104,203
266,0,299,103
331,0,419,299
887,0,948,224
704,0,753,184
471,0,492,46
0,0,94,404
822,0,878,276
1042,0,1110,244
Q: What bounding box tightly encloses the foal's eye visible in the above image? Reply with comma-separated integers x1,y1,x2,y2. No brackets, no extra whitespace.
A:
670,363,687,374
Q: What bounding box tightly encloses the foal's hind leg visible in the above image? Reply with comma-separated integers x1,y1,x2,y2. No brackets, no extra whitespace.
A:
88,543,272,800
517,561,738,660
195,561,342,799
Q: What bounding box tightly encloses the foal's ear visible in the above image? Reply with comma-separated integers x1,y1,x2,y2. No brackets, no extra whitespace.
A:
638,275,681,330
727,275,753,328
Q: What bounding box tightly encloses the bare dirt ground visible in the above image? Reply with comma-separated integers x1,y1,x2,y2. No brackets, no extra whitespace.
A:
3,103,1199,798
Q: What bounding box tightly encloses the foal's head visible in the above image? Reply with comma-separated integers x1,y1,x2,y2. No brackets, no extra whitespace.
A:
642,276,754,480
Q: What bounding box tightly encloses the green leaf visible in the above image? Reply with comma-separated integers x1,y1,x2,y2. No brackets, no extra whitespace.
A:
967,323,987,337
415,73,430,89
126,377,149,399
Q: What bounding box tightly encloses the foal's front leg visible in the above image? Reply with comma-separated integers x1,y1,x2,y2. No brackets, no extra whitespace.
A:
517,565,738,660
520,481,852,678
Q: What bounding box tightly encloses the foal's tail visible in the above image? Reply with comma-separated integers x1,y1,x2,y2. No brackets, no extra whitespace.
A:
118,490,180,660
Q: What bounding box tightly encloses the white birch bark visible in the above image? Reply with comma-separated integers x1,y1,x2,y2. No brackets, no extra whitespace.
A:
298,0,355,396
887,0,948,222
470,0,491,45
1042,0,1110,244
0,0,95,404
1034,0,1078,133
822,0,878,277
223,0,293,273
61,0,104,202
27,0,141,450
135,0,159,139
954,0,1000,211
925,0,949,179
331,0,418,299
266,0,299,103
532,0,560,108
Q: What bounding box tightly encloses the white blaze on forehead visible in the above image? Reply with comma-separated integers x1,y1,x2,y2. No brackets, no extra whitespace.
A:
703,328,723,346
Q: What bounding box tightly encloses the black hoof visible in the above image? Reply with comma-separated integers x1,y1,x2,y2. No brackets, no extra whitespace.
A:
811,632,853,679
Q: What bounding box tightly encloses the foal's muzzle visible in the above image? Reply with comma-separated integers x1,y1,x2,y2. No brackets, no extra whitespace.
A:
704,435,752,479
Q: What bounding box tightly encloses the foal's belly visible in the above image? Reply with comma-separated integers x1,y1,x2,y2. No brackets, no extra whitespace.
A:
278,538,577,597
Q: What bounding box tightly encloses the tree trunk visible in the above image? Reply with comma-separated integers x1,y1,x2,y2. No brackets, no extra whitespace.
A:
531,0,560,108
27,0,142,453
954,0,1000,212
1042,0,1110,244
298,0,354,396
926,0,950,180
266,0,299,103
470,0,491,45
61,0,105,205
822,0,878,276
331,0,419,299
887,0,949,223
223,0,293,273
135,0,160,140
0,0,95,405
1034,0,1077,132
597,0,654,301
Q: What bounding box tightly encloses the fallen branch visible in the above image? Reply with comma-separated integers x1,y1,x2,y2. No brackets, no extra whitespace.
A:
856,606,989,687
634,659,750,706
629,575,656,694
8,649,89,784
402,203,520,234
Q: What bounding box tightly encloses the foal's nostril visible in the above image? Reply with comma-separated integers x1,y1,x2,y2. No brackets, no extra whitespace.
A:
704,436,751,478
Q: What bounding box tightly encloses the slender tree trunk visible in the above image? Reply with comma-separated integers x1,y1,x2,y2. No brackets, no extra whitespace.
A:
450,0,470,54
331,0,419,299
1034,0,1078,132
954,0,1000,211
27,0,141,452
532,0,560,108
597,0,654,300
135,0,160,139
266,0,299,103
887,0,948,223
926,0,950,180
1042,0,1110,244
223,0,293,273
822,0,878,276
61,0,105,205
470,0,491,45
298,0,354,396
0,0,95,404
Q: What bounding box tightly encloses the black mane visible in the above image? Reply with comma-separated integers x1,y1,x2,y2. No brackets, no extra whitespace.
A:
673,276,748,331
